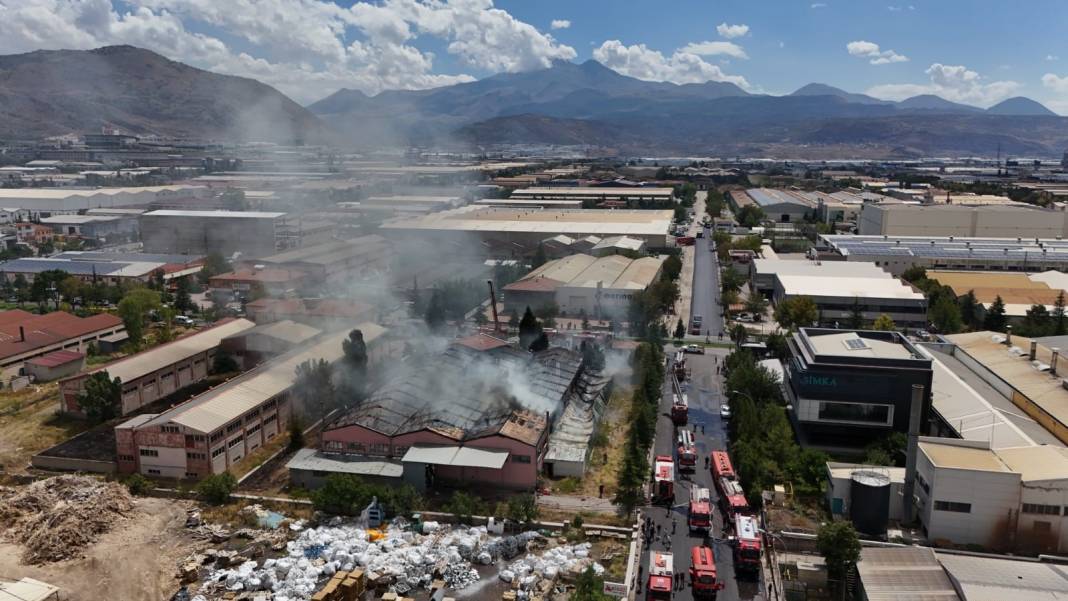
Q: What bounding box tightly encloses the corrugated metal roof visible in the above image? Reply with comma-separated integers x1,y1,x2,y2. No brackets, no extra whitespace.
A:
87,319,255,383
857,547,959,601
0,577,59,601
286,448,403,477
401,445,509,468
143,210,285,218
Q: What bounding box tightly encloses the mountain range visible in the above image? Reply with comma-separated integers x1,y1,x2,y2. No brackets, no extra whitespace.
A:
0,45,1065,158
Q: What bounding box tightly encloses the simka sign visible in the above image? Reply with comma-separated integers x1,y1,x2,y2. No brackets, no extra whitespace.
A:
801,375,837,387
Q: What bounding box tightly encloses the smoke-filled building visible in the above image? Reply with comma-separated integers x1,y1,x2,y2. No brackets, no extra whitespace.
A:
305,333,608,491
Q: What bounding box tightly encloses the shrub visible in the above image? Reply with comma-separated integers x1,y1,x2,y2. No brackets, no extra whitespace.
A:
196,472,237,505
124,473,152,496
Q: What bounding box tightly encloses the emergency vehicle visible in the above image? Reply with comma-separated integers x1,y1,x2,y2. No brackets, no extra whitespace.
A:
733,514,762,575
690,546,724,597
718,477,749,519
687,486,712,533
677,429,697,471
670,391,689,425
647,551,674,601
710,450,736,481
673,351,687,381
652,455,675,504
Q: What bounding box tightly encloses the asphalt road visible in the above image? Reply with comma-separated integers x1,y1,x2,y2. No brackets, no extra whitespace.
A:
636,348,766,601
689,227,725,340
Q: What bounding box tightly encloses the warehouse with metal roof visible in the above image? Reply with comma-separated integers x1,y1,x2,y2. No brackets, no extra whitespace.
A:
821,234,1068,275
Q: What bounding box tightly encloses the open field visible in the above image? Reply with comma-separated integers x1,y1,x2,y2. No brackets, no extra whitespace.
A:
0,383,88,472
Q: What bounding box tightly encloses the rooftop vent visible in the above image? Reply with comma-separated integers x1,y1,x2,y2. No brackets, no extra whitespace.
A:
1032,361,1051,372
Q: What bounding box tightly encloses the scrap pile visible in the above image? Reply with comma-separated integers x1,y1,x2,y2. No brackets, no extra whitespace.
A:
499,542,603,598
0,475,134,564
201,518,543,601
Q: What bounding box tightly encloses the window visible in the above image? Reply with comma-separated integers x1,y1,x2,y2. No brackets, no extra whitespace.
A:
917,473,930,495
313,471,328,477
228,436,244,448
185,472,198,479
512,454,532,464
226,421,241,433
147,469,160,475
139,449,159,457
818,401,892,425
394,446,408,457
369,443,388,455
264,399,277,410
161,425,179,434
247,424,261,435
1022,503,1061,516
264,413,277,424
186,452,206,461
211,447,225,458
347,442,365,452
209,431,224,443
245,410,260,423
118,454,135,462
934,500,971,513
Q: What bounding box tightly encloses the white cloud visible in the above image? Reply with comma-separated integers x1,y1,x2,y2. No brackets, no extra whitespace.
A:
716,23,749,39
678,41,748,59
1047,54,1059,61
1041,73,1068,114
0,0,576,103
550,19,570,30
810,3,827,8
868,63,1020,107
593,40,749,88
847,40,908,65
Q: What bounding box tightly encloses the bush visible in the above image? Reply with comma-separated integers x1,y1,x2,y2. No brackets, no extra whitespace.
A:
444,490,487,524
506,494,538,524
555,477,580,494
124,473,152,496
287,419,305,451
196,472,237,505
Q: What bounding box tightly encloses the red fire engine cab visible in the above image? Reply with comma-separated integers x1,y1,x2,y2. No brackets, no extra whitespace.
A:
717,477,750,519
647,551,674,601
733,514,762,575
710,450,736,481
671,392,688,425
690,546,724,598
687,486,712,533
677,429,697,472
652,455,675,505
673,351,687,382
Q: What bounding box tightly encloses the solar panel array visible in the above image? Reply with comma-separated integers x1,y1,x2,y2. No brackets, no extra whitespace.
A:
824,235,1068,266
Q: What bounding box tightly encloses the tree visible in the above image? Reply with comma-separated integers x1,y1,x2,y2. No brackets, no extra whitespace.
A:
339,329,368,403
198,252,232,286
744,294,769,321
117,288,161,345
735,204,765,227
196,472,237,505
76,371,122,424
529,331,550,352
872,314,896,331
505,494,538,523
847,298,864,329
958,290,981,330
765,331,789,359
661,254,683,281
774,296,818,330
174,277,194,314
674,318,686,339
983,295,1008,331
720,266,746,293
930,296,963,334
572,566,611,601
424,289,446,331
444,490,486,524
294,358,335,423
519,306,542,349
57,276,82,306
730,323,749,347
901,265,927,284
311,474,374,516
1022,304,1051,337
1055,291,1067,336
817,521,862,584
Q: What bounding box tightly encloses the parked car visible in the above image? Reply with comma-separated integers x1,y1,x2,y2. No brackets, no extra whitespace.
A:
684,344,705,355
735,313,755,323
174,315,195,326
720,404,732,419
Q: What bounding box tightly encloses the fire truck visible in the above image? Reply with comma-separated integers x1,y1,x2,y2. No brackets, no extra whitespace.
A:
732,514,762,575
690,546,724,598
687,486,712,533
710,450,736,482
673,351,687,381
718,477,750,519
671,392,688,425
652,455,675,505
677,429,697,471
647,551,674,600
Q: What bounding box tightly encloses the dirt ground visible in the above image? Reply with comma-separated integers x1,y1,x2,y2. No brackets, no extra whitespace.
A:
0,383,88,471
0,496,198,601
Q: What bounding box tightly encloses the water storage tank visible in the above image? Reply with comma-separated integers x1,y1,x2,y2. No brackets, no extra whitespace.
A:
849,470,891,536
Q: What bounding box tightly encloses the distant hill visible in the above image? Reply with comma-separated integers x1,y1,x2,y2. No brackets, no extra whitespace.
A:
0,45,326,143
898,94,982,113
987,96,1057,116
790,83,890,106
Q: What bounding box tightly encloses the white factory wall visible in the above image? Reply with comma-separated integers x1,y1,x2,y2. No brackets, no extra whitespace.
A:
916,452,1021,549
1018,482,1068,553
137,445,188,479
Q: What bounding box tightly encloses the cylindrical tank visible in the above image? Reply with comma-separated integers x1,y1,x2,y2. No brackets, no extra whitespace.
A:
850,470,891,536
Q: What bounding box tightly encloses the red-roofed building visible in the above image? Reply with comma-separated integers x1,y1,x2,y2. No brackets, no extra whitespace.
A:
0,310,124,380
25,349,84,382
454,332,510,352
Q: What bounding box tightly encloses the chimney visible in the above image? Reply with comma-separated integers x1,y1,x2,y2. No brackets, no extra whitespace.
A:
1030,340,1038,361
1005,325,1012,346
486,280,501,333
1053,348,1060,376
901,384,925,524
18,326,24,342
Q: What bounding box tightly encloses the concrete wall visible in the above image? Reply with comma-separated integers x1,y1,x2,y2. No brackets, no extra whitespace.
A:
141,214,280,257
859,204,1068,238
1017,481,1068,553
917,451,1021,550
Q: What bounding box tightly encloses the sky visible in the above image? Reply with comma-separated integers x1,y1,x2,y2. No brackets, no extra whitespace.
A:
2,0,1067,113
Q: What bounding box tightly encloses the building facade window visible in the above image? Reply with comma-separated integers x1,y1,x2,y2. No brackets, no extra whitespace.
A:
1022,503,1061,516
512,455,532,464
147,468,160,475
161,425,179,434
118,454,135,462
369,443,389,455
817,401,892,425
347,442,365,452
186,452,206,461
211,447,225,458
933,500,971,513
139,449,159,457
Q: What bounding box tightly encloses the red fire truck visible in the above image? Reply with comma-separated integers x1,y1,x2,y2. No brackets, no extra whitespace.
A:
718,477,750,519
647,551,674,601
670,391,688,425
733,514,762,575
710,450,736,481
673,351,687,382
687,486,712,533
652,455,675,504
690,546,724,598
677,429,697,471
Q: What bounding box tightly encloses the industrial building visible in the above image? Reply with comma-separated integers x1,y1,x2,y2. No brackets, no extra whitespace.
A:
749,258,891,294
208,268,311,305
508,187,674,204
312,334,607,491
825,463,906,532
0,252,203,285
244,298,374,329
250,235,391,284
771,270,927,328
821,235,1068,276
0,309,125,380
916,437,1068,553
590,236,646,257
783,329,933,449
0,185,209,215
733,189,816,223
380,206,673,254
115,323,390,480
502,253,665,318
925,271,1067,319
139,210,289,257
857,202,1068,238
39,214,139,242
60,318,256,417
219,320,321,370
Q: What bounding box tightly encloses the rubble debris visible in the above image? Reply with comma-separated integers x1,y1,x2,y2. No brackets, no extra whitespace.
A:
0,475,134,564
501,541,603,595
